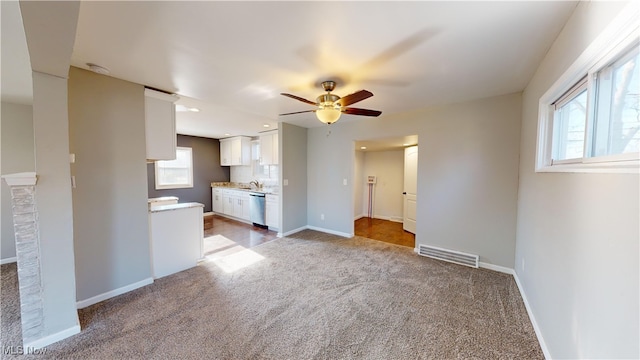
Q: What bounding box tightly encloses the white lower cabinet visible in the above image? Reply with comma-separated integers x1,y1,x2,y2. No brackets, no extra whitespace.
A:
219,188,251,221
212,188,223,213
266,194,279,230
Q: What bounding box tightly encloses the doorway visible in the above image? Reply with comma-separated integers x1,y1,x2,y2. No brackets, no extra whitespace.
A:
353,135,418,248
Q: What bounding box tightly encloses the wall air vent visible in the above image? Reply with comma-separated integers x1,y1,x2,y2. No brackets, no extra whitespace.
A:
417,244,479,268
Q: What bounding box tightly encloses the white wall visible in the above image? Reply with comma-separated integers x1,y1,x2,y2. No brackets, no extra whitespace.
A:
361,150,404,221
307,92,522,267
515,1,638,358
1,102,34,262
68,67,152,303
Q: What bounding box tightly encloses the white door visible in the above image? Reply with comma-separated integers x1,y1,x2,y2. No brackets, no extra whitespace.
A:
403,146,418,234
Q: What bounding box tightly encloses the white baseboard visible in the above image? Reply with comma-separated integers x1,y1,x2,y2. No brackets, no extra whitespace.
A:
281,225,309,237
76,277,154,309
306,225,352,238
479,262,514,275
354,214,367,221
513,272,551,359
203,211,214,216
24,324,81,349
1,256,17,265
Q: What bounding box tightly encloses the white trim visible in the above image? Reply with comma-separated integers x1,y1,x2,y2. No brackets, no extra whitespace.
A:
155,147,194,190
354,214,367,221
76,277,153,309
203,211,214,216
24,324,81,349
1,172,37,186
0,257,17,265
513,272,551,360
479,262,514,275
536,2,640,174
281,226,309,237
306,225,352,238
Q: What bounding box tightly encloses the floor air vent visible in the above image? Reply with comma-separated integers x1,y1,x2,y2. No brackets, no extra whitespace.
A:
417,245,479,268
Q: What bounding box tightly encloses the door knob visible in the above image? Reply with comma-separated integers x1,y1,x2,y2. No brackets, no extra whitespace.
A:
403,192,407,195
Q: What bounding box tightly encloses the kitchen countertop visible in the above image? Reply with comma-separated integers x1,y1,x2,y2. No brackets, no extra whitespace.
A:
211,183,278,195
149,202,204,213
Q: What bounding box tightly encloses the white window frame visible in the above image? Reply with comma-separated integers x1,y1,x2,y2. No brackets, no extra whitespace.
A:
536,3,639,173
155,147,194,189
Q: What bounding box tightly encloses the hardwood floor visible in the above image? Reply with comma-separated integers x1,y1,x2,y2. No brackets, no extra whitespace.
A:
204,215,414,259
203,215,279,259
354,217,415,248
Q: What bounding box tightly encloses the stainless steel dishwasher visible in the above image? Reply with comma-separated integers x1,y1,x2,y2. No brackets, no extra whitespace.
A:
249,192,266,227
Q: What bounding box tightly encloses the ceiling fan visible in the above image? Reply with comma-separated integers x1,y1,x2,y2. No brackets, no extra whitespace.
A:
279,81,382,124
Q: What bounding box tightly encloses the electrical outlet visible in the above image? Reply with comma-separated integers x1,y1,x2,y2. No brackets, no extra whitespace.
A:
283,179,289,186
343,178,347,186
320,214,325,221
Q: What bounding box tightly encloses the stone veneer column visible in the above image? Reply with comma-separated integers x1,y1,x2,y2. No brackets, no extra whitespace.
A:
2,172,44,345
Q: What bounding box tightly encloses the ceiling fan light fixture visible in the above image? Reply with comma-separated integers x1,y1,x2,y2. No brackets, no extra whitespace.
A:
316,102,341,124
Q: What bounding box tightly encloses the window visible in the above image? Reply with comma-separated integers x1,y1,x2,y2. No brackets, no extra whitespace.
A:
537,5,639,173
155,147,193,189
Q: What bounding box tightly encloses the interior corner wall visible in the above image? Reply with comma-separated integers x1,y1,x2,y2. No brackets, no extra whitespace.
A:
515,1,638,358
362,150,404,221
307,92,522,267
68,66,152,302
280,122,307,234
1,102,34,262
353,151,364,218
147,134,229,212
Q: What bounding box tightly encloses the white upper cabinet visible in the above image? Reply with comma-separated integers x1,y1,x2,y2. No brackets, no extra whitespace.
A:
220,136,251,166
145,89,178,161
259,131,279,165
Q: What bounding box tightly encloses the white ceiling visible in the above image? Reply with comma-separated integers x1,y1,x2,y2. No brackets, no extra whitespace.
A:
3,1,579,140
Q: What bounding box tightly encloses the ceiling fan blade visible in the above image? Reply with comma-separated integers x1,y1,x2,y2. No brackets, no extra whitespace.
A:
279,110,316,116
280,93,317,106
337,90,373,106
342,107,382,117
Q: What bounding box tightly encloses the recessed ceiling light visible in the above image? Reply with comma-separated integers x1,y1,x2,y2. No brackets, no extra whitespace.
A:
263,124,270,128
224,133,231,136
403,143,410,146
87,63,109,75
360,146,367,150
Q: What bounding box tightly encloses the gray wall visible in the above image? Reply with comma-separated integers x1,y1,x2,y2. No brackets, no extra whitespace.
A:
1,102,34,262
353,151,364,218
281,123,307,234
69,66,152,302
515,1,638,358
147,134,229,212
307,93,522,268
32,71,81,341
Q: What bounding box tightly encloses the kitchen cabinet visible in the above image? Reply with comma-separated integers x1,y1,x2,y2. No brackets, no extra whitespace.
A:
221,189,250,221
241,192,251,220
220,136,251,166
259,132,279,165
145,88,178,161
212,188,223,213
266,194,279,229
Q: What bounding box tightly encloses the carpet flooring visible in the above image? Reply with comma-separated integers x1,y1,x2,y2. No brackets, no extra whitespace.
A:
1,230,542,359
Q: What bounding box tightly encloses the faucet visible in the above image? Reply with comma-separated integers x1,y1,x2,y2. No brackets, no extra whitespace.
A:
250,180,261,189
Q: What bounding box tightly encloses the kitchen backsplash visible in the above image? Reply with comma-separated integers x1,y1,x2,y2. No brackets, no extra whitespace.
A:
230,164,279,188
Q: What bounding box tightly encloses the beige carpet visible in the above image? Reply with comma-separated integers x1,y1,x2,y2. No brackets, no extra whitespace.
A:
1,230,542,359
